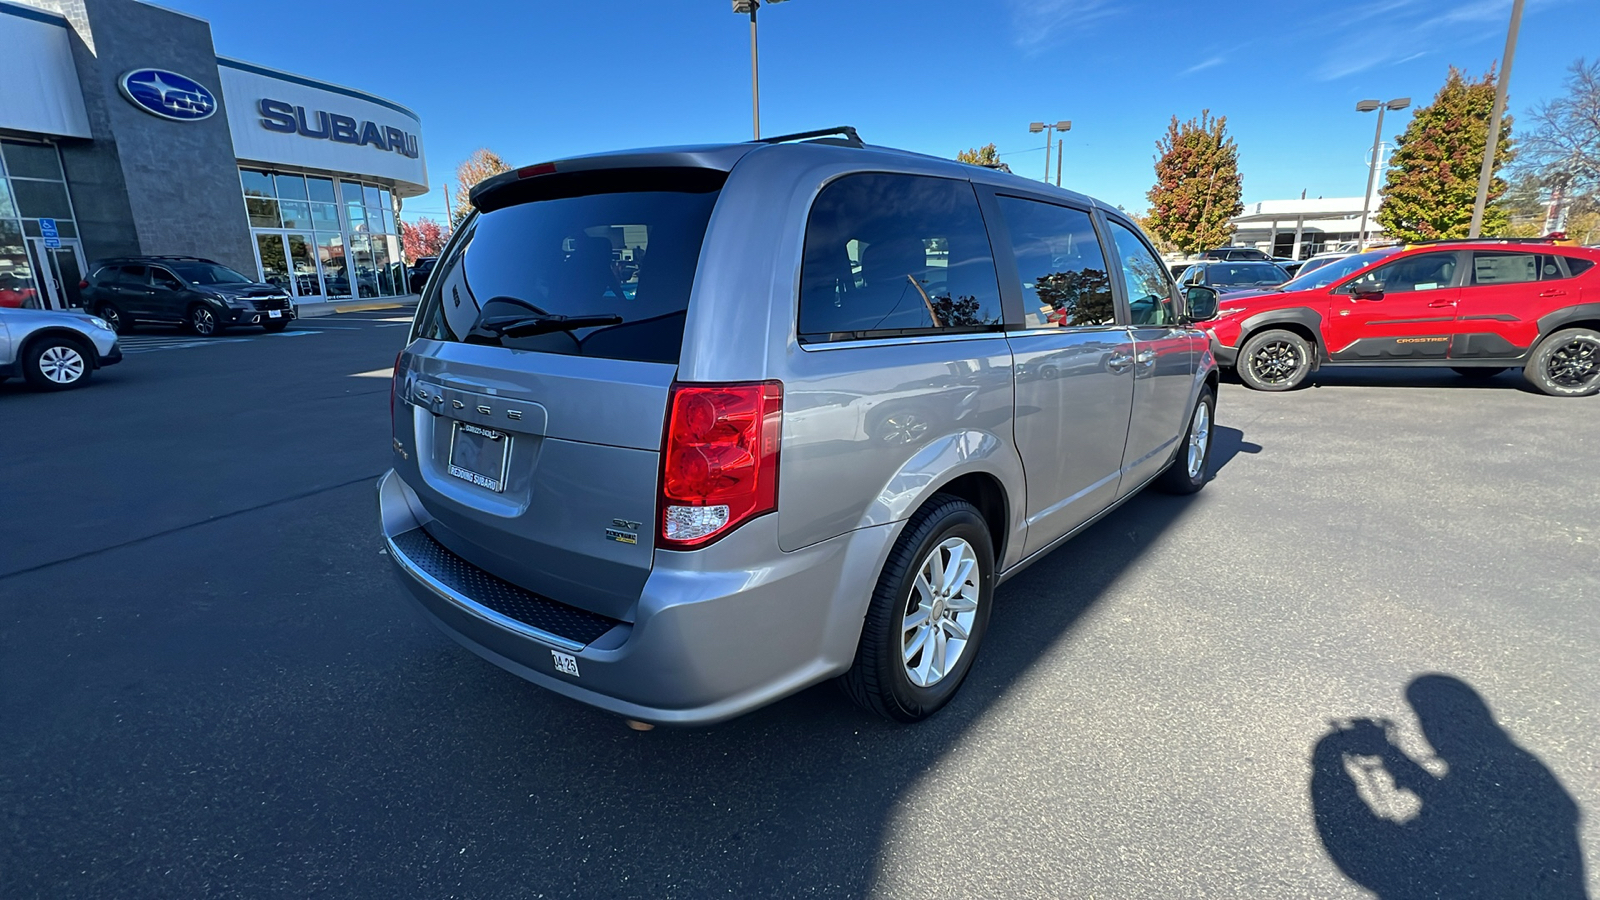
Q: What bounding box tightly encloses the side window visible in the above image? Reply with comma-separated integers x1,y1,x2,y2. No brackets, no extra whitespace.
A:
1470,251,1540,285
1563,257,1595,277
151,268,183,290
995,196,1116,328
1107,220,1176,327
798,174,1002,342
1346,252,1457,294
117,264,148,285
1178,265,1200,285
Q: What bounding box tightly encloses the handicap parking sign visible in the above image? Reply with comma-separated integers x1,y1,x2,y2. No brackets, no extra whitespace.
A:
40,218,60,249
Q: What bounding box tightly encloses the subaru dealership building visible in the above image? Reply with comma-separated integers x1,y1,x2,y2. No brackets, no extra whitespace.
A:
0,0,428,310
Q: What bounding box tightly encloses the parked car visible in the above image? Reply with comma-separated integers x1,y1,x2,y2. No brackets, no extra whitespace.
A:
1200,247,1301,274
1177,260,1292,293
408,256,437,294
81,257,296,336
1202,238,1600,396
0,305,121,390
379,129,1221,727
1292,251,1352,279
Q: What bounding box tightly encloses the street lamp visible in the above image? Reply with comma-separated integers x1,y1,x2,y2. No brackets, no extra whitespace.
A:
1356,97,1410,250
1470,0,1524,237
1028,120,1071,184
734,0,789,140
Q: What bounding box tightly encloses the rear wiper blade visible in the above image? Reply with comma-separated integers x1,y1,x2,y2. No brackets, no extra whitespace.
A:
472,312,623,339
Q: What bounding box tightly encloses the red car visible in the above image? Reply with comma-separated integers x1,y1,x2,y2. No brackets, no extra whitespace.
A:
1203,238,1600,397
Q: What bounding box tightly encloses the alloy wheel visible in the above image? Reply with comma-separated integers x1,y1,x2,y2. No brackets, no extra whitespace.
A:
1545,335,1600,389
39,345,85,384
192,307,216,336
1186,400,1211,479
1248,340,1304,385
901,537,981,688
100,307,123,333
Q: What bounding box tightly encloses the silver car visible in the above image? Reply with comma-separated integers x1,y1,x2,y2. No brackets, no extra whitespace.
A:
0,306,122,390
380,130,1221,725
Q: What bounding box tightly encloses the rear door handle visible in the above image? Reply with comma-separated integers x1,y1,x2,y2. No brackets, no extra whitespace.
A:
1107,354,1133,373
1427,298,1456,308
1540,289,1568,298
1135,349,1156,368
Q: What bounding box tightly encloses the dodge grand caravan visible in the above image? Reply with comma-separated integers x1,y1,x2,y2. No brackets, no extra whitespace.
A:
380,128,1221,725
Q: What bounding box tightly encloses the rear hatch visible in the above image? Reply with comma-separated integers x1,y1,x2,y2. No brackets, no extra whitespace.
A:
395,165,726,622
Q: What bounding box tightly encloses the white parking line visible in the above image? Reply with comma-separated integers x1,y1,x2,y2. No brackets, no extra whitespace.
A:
349,368,395,378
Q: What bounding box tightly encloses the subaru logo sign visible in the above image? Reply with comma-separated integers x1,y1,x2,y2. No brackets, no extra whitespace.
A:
118,69,217,121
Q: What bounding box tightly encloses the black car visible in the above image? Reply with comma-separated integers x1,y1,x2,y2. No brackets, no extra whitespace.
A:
1202,246,1302,275
407,256,437,294
1176,260,1292,294
81,256,296,336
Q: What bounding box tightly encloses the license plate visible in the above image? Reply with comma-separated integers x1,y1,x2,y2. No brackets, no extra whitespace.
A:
447,421,512,492
268,310,282,318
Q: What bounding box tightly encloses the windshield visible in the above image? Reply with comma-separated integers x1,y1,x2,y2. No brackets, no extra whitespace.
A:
1207,262,1288,286
171,262,253,285
1280,249,1398,291
412,180,721,363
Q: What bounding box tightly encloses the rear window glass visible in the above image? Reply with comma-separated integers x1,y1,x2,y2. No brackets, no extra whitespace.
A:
799,173,1002,342
413,181,721,364
1561,256,1594,277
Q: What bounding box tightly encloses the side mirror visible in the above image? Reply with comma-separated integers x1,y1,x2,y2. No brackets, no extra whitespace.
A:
1352,283,1385,301
1183,285,1219,322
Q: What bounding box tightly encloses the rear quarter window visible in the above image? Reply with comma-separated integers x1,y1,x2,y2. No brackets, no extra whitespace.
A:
798,173,1002,343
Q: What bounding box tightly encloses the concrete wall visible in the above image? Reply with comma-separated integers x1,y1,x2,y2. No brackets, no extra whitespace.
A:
50,0,255,275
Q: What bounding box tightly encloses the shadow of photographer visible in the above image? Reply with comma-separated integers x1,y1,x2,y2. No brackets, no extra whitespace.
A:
1311,674,1589,899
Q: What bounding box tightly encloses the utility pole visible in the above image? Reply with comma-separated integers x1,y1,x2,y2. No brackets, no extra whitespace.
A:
1028,120,1070,184
734,0,788,140
1470,0,1524,237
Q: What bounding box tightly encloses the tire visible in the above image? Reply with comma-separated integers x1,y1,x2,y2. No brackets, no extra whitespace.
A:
1523,327,1600,397
22,337,92,391
1155,386,1216,495
1237,329,1314,391
1451,366,1507,379
95,302,131,334
840,494,995,723
187,303,223,337
261,318,290,333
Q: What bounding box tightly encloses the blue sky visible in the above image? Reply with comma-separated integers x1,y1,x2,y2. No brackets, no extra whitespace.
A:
173,0,1598,225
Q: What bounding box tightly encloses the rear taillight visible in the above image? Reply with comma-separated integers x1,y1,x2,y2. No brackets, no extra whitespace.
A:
659,381,782,549
389,351,403,425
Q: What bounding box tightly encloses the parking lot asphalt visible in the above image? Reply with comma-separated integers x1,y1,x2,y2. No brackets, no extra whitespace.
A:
2,326,1595,899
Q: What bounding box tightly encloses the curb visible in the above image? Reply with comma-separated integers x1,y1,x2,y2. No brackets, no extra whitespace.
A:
297,295,420,318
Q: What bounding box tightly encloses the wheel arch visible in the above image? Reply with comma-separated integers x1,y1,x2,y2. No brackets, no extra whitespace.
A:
1238,308,1325,366
921,471,1010,567
19,327,101,370
1535,303,1600,341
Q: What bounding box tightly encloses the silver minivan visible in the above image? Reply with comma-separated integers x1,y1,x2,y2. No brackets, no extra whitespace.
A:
380,130,1220,725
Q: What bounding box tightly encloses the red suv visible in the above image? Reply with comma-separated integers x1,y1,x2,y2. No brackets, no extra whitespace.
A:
1202,238,1600,397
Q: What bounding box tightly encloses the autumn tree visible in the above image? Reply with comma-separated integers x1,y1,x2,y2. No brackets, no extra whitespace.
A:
452,148,512,224
1144,110,1243,254
1377,67,1514,241
400,218,447,261
956,143,1012,173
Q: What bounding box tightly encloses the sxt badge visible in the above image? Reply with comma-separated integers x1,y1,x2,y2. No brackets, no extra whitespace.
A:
551,651,580,677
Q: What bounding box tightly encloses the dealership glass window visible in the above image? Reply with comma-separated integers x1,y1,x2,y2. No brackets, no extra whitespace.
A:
1,140,65,180
311,202,340,231
0,218,38,309
240,169,274,199
307,177,337,204
274,174,308,201
12,180,73,220
0,180,13,219
278,200,312,230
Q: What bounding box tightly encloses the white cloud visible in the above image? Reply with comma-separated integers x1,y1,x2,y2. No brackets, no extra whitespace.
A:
1180,56,1226,77
1005,0,1117,53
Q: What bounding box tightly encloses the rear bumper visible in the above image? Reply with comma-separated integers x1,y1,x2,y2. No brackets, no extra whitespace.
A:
378,469,896,726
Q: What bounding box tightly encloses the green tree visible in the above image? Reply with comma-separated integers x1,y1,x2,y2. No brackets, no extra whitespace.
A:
1144,110,1243,254
452,148,512,225
1377,67,1515,241
956,143,1011,173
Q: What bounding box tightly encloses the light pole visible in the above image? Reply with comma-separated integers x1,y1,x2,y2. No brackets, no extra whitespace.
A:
1356,97,1410,250
1028,120,1070,184
1470,0,1524,237
733,0,788,140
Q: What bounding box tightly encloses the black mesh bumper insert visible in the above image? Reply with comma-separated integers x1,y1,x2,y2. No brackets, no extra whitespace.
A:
389,528,620,646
